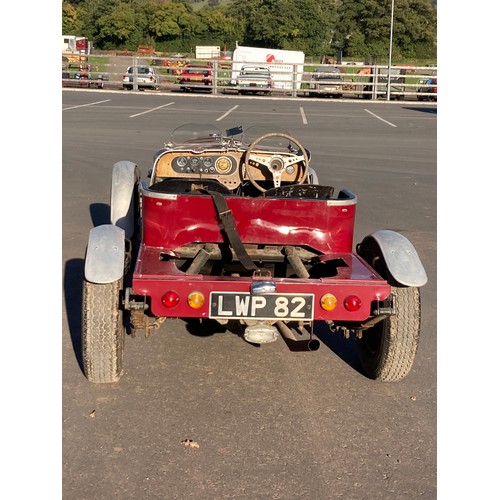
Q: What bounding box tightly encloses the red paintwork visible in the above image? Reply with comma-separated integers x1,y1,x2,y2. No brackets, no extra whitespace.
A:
132,189,391,320
141,191,355,253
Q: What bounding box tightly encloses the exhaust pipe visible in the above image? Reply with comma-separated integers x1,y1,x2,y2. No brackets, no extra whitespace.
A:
276,321,320,352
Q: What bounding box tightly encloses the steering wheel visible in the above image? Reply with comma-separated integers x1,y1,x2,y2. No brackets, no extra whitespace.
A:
243,132,309,192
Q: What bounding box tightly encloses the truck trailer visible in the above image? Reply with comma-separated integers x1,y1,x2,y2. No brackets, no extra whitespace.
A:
230,45,305,92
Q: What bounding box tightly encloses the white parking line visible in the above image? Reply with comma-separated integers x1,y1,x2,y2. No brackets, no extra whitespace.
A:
364,108,397,127
62,99,111,111
300,106,308,125
216,105,239,121
129,102,175,118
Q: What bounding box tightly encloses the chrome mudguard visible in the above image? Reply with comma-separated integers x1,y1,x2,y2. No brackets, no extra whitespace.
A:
84,225,125,284
110,161,140,239
358,229,428,287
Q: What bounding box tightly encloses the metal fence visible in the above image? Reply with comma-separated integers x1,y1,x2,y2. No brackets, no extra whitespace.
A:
62,53,437,101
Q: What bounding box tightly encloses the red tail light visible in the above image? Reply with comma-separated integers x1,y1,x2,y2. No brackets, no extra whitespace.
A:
162,291,180,308
344,295,362,312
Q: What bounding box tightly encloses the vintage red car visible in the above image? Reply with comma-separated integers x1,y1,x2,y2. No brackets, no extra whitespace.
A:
178,64,213,91
82,124,427,384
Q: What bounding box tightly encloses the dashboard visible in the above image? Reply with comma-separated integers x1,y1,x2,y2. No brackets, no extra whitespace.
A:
152,149,307,191
171,154,238,176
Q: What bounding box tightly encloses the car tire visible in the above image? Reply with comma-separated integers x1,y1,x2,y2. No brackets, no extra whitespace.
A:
82,278,125,383
356,285,421,382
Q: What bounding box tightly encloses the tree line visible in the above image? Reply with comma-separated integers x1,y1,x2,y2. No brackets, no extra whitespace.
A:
62,0,437,61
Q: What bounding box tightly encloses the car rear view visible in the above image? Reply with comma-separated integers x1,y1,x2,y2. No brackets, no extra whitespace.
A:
309,67,343,98
236,66,273,95
82,124,427,384
123,66,159,91
179,65,213,92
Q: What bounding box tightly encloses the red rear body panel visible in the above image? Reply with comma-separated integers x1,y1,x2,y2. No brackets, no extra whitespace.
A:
132,189,390,322
141,191,355,253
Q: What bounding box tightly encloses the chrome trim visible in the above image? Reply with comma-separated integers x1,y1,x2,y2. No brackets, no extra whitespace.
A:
251,281,277,294
327,190,357,206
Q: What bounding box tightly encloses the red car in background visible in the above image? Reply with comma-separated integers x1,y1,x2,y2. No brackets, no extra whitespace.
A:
178,64,213,92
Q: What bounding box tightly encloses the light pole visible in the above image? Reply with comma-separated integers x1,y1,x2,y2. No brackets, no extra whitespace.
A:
387,0,395,100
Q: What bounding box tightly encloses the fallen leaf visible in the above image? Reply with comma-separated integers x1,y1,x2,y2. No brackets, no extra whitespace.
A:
181,439,200,448
89,410,96,418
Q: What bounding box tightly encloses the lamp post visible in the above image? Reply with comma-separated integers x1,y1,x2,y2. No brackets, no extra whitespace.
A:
387,0,395,100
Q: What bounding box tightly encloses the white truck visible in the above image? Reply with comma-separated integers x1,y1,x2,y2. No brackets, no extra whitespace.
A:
230,45,305,92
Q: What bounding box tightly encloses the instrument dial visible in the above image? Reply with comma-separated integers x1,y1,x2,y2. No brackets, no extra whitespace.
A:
215,156,232,173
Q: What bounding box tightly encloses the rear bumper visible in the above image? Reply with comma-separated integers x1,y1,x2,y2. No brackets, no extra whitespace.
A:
131,246,390,323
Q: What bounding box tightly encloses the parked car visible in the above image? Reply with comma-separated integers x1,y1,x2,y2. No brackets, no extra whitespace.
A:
62,72,105,89
82,123,427,384
178,64,213,91
362,67,406,100
122,66,159,91
308,67,343,98
417,78,437,101
236,65,273,94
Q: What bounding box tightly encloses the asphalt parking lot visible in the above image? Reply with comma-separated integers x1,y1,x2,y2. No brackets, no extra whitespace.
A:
62,90,437,499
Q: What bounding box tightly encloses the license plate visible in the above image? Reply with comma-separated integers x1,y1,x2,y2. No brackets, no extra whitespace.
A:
210,292,314,320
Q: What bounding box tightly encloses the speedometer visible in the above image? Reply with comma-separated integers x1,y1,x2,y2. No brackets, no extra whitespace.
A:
215,156,232,173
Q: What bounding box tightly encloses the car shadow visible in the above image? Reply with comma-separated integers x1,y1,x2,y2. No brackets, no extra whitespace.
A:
184,318,228,337
64,254,367,378
64,203,111,374
313,321,366,377
63,258,85,373
90,202,110,227
403,106,437,114
183,317,368,375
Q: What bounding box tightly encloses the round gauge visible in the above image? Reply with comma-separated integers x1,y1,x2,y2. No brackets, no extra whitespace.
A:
190,157,200,168
215,156,232,174
176,156,187,167
203,157,212,168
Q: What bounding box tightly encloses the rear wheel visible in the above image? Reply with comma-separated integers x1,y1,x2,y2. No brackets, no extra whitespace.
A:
82,278,124,383
356,286,421,382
